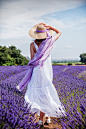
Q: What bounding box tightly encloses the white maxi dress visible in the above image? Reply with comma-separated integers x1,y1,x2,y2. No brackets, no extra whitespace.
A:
24,42,66,117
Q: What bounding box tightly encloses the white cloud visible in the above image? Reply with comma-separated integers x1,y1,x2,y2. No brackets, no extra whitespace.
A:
0,0,86,59
1,0,85,19
64,45,72,49
0,0,85,39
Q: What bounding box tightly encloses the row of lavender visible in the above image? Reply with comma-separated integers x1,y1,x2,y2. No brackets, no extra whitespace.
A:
0,65,86,129
53,66,86,129
0,66,40,129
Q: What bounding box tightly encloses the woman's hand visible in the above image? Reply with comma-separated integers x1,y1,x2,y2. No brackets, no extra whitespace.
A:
44,25,52,30
39,23,62,41
39,23,46,26
39,23,51,30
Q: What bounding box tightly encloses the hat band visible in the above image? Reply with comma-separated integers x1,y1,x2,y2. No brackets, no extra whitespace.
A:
36,29,47,33
36,29,51,37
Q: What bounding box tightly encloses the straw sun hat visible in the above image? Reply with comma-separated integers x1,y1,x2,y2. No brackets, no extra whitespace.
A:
29,23,54,39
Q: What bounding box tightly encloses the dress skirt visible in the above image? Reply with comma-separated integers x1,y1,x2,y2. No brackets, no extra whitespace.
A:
24,54,66,117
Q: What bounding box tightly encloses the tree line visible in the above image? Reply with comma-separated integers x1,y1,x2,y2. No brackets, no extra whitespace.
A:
0,46,29,66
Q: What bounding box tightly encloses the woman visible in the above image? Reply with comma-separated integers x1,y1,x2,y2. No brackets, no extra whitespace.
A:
17,23,66,126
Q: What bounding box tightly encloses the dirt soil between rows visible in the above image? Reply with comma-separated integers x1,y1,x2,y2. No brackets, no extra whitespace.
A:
34,113,63,129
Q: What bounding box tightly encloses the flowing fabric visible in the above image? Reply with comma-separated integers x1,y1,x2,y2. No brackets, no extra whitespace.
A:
18,35,56,91
24,41,66,117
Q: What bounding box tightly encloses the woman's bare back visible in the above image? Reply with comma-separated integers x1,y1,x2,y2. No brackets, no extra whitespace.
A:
30,42,42,60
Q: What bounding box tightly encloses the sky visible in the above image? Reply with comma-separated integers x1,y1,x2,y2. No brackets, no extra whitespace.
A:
0,0,86,60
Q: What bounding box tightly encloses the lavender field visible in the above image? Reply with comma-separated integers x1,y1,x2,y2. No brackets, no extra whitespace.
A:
0,65,86,129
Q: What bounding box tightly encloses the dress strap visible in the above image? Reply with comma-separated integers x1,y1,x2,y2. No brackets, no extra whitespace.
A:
34,42,38,51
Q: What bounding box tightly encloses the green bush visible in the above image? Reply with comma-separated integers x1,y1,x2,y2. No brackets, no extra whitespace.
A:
75,63,86,65
67,62,72,65
2,64,7,66
52,63,64,66
5,63,11,66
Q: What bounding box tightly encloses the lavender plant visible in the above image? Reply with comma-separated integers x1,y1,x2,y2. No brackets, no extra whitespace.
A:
0,65,86,129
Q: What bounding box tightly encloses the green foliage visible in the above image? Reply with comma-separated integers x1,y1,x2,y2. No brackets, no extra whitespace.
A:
2,64,7,66
0,45,29,66
80,53,86,63
75,62,85,65
52,63,63,66
67,62,72,65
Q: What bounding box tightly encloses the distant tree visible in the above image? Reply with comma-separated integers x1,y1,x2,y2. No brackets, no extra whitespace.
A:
0,45,29,66
9,46,17,51
80,53,86,63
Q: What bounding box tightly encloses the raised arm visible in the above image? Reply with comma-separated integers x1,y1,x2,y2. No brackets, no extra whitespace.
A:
48,26,62,41
39,23,62,41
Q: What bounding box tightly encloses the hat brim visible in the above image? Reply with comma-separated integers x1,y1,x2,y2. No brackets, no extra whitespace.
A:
29,24,55,39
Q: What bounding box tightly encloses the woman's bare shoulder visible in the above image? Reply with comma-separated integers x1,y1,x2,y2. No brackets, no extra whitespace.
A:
30,42,34,48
